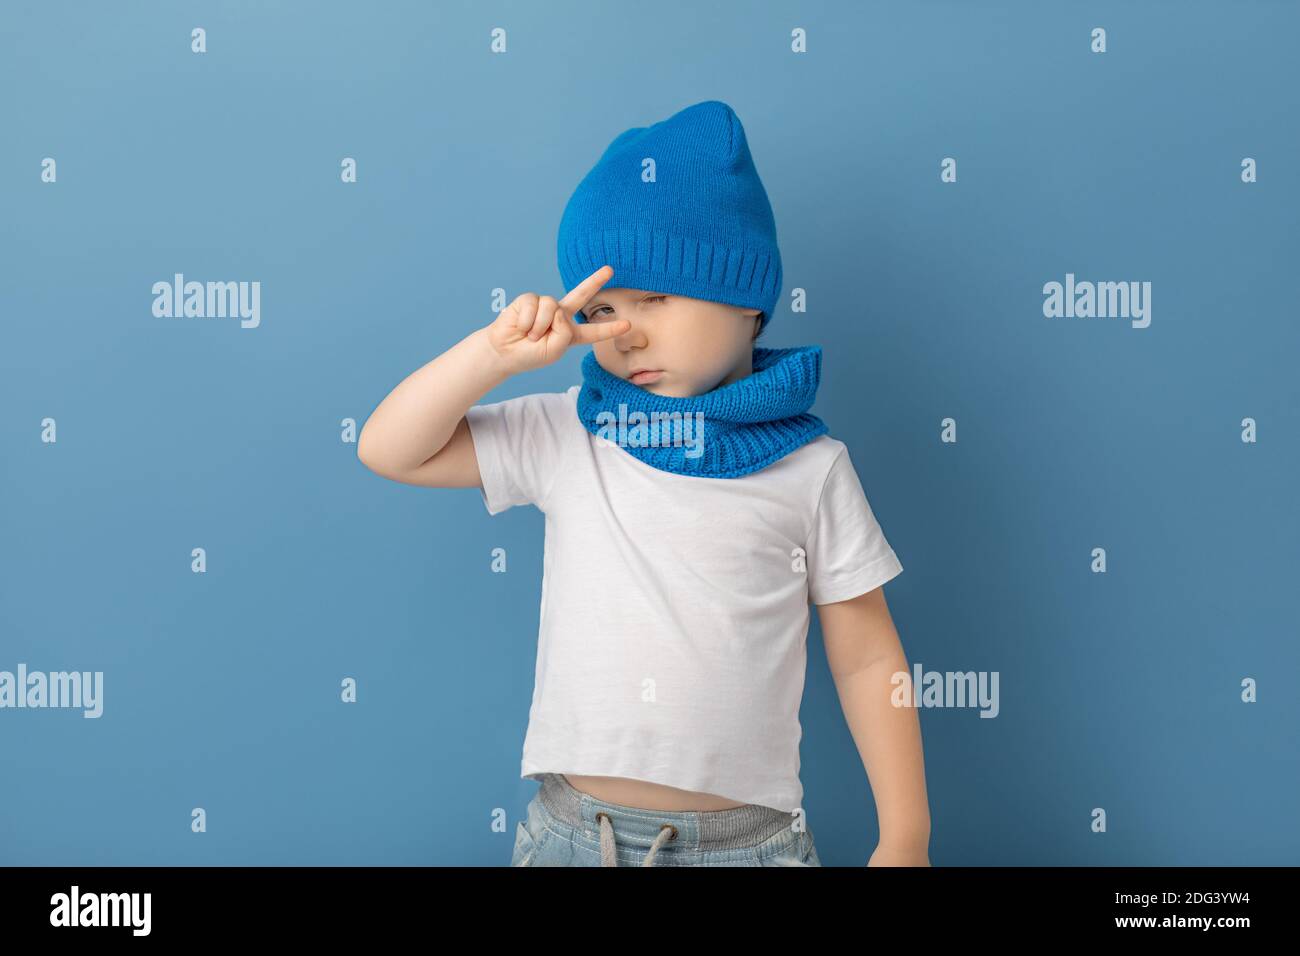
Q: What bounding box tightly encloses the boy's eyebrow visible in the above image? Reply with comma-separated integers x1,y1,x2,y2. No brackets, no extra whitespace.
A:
586,290,649,309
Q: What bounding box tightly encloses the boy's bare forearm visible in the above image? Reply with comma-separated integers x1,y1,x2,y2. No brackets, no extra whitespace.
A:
358,327,508,472
836,649,932,849
360,268,626,476
820,592,931,850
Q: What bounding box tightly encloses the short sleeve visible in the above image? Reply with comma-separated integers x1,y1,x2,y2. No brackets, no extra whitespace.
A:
805,445,903,605
464,389,575,515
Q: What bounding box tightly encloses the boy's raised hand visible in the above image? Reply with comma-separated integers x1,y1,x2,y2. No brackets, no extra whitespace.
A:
485,265,631,376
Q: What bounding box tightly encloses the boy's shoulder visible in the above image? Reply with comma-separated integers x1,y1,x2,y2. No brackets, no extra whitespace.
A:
782,433,855,490
792,432,848,468
472,386,578,416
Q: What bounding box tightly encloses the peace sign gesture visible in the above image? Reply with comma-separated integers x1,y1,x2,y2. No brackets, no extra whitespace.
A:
485,265,631,376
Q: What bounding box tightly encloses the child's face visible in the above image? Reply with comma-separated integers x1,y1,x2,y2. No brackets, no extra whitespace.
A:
583,288,761,397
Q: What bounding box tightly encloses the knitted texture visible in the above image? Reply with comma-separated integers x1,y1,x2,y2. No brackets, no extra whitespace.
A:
576,345,828,479
558,100,782,331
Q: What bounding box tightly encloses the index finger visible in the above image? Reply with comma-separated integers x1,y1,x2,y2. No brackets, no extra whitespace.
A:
567,315,631,346
558,264,615,316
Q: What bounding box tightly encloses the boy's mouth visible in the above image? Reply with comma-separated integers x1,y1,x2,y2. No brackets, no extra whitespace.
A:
629,369,663,385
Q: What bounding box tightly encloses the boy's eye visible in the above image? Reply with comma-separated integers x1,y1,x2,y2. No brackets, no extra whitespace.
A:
589,296,665,319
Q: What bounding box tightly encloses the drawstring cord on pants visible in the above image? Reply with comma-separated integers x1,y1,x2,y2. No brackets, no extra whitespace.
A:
596,811,677,866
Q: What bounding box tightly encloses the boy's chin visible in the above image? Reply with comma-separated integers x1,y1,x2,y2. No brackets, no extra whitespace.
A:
632,377,676,396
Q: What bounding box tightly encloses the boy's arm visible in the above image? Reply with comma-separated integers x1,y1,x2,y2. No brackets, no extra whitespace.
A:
357,265,627,489
357,327,507,488
817,586,932,866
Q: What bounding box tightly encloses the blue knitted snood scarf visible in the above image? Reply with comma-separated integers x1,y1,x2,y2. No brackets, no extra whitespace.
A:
575,345,828,479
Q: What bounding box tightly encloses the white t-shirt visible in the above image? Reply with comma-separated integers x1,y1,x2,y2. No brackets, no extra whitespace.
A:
465,385,902,813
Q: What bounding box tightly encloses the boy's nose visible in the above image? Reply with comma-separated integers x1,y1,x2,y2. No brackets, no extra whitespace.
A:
612,322,647,351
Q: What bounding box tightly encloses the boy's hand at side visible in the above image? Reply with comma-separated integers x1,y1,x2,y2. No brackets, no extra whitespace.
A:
868,842,932,867
485,265,630,376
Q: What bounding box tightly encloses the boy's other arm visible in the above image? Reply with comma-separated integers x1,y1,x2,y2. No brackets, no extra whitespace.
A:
817,586,932,866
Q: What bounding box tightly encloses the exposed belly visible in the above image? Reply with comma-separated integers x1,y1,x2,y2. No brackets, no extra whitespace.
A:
562,774,748,811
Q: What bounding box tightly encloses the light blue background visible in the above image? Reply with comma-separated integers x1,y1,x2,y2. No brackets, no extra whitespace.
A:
2,0,1296,866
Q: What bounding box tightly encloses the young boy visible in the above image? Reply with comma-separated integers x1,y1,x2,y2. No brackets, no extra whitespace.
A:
359,100,930,866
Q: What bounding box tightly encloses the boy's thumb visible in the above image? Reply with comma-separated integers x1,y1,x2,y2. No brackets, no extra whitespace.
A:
553,309,572,342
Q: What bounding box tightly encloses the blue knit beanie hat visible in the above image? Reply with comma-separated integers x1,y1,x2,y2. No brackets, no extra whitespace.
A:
557,100,782,332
